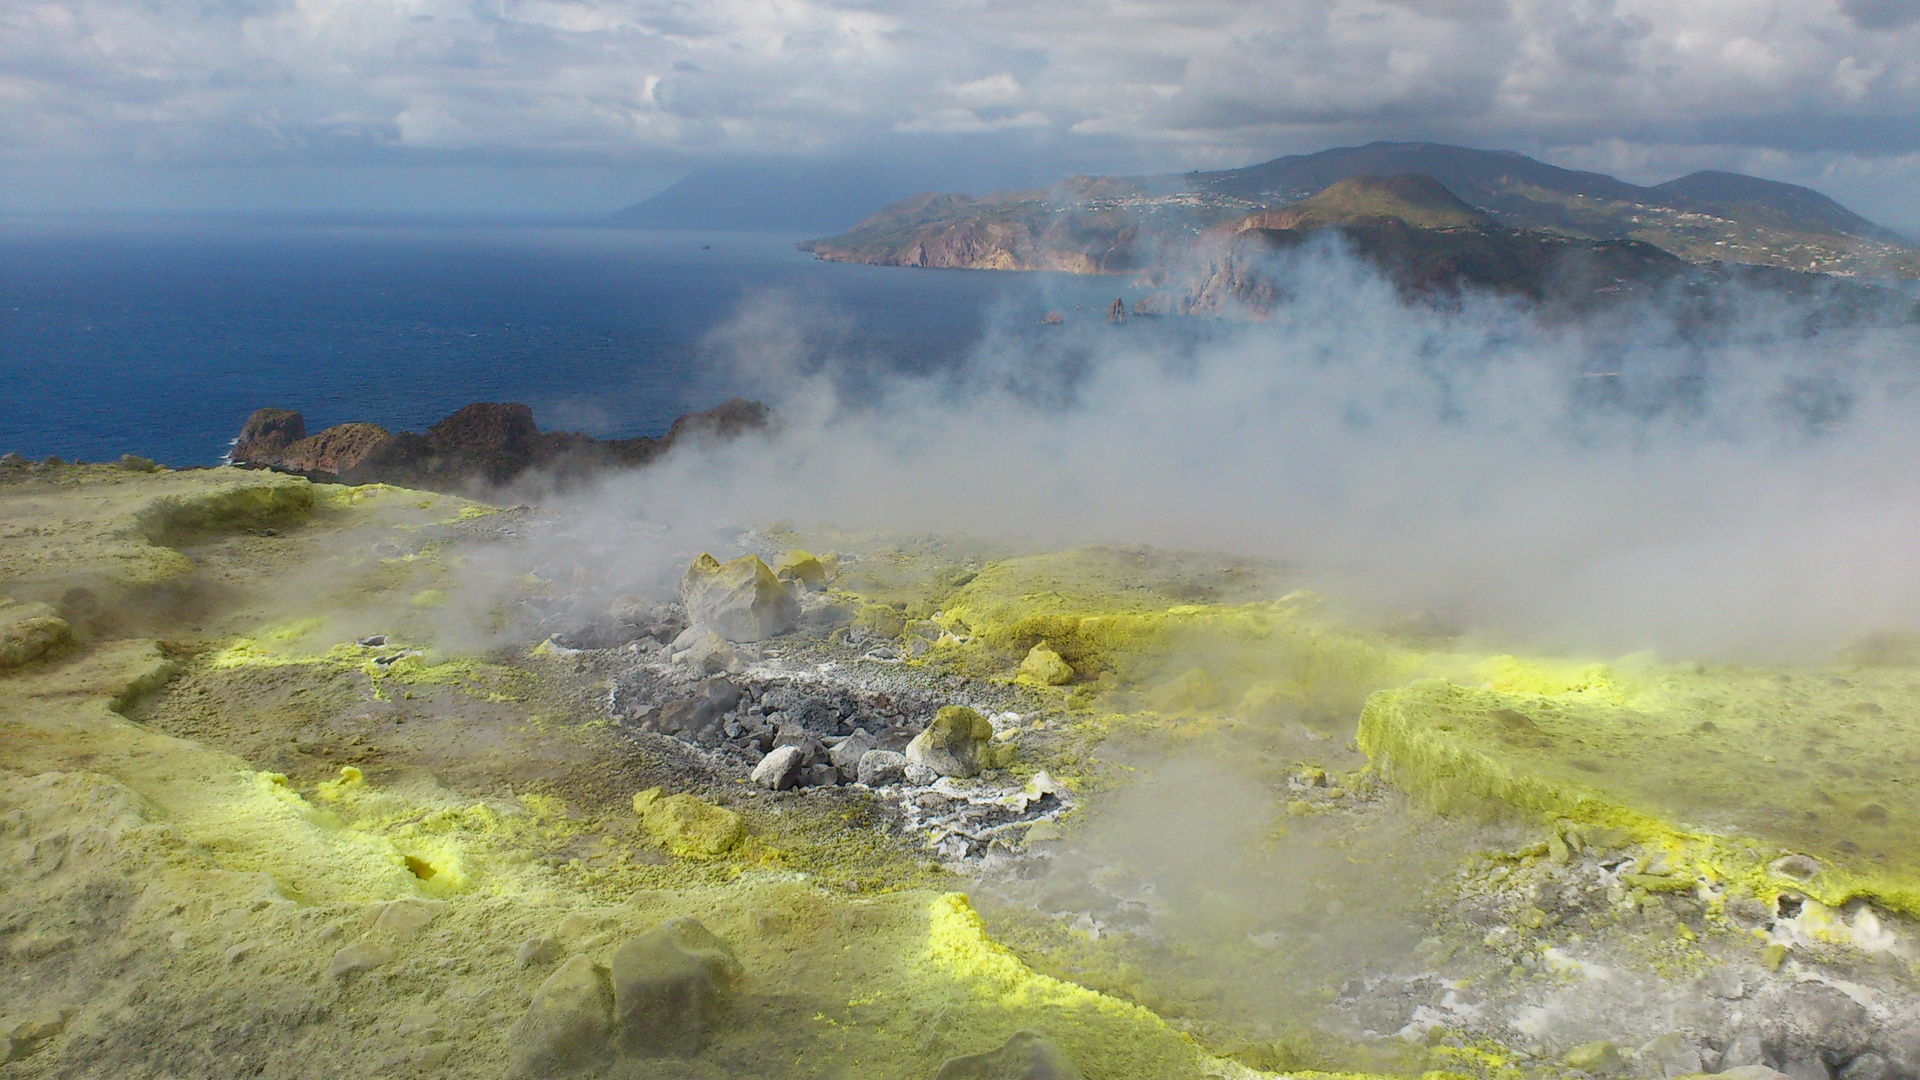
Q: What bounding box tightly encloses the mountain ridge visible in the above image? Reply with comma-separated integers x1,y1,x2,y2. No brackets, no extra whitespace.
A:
797,141,1920,281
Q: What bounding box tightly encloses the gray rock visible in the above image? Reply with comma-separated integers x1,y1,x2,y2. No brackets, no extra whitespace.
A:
800,763,839,788
516,936,563,969
773,724,826,766
829,730,878,778
856,750,909,786
1720,1068,1792,1080
1839,1053,1893,1080
677,554,797,643
507,954,613,1077
1638,1033,1701,1079
608,918,741,1056
1884,1021,1920,1077
751,746,804,791
1780,984,1872,1061
328,939,395,978
1700,966,1745,1000
1721,1030,1766,1071
935,1030,1082,1080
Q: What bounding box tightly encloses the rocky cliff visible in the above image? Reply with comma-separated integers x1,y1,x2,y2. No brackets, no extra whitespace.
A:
232,399,769,493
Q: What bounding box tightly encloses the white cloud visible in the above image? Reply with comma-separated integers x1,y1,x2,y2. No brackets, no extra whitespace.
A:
4,0,1920,205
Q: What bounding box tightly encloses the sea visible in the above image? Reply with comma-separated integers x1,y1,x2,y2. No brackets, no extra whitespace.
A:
0,217,1132,466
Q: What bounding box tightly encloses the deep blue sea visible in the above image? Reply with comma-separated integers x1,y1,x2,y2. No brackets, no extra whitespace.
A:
0,218,1128,466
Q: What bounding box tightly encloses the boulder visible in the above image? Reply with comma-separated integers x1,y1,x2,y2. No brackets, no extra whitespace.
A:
905,706,993,778
1017,643,1073,685
232,408,306,463
632,789,745,857
751,746,805,791
0,601,72,670
1636,1033,1701,1078
608,918,741,1056
507,954,614,1077
935,1030,1083,1080
679,554,797,642
773,550,830,591
856,749,910,786
1564,1041,1624,1075
828,730,878,780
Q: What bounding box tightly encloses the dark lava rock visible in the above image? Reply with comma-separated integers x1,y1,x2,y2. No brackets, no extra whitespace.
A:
233,408,306,461
229,397,769,495
608,918,742,1056
935,1030,1083,1080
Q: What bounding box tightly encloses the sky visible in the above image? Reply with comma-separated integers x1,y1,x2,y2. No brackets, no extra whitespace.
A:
3,0,1920,229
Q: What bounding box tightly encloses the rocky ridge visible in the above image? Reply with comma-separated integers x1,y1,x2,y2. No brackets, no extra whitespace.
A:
230,397,769,494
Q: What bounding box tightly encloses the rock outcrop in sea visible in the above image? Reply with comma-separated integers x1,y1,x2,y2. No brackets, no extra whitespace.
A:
230,398,768,493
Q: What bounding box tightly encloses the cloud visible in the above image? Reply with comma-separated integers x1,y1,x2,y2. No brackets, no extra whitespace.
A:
5,0,1920,176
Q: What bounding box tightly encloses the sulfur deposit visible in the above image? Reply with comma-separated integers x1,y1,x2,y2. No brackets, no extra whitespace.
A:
4,461,1920,1080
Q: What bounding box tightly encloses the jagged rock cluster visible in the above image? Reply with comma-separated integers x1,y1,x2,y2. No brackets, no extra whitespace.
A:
230,398,768,493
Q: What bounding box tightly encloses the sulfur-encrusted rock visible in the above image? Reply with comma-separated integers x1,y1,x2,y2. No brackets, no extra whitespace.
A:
608,918,741,1056
678,554,797,642
0,600,71,670
632,788,744,857
772,550,829,591
507,954,613,1076
935,1030,1083,1080
1016,642,1073,686
1564,1041,1624,1074
905,706,993,778
327,939,394,978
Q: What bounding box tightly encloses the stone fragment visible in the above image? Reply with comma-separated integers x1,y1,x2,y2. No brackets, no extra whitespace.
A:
1770,854,1822,880
607,918,741,1056
1016,643,1073,686
1700,966,1744,999
772,550,829,591
829,730,878,779
1841,1053,1894,1080
1637,1032,1700,1078
935,1030,1083,1080
856,749,910,786
507,954,613,1077
678,554,797,642
1564,1041,1623,1074
2,1010,69,1064
671,631,742,675
328,939,395,978
1720,1030,1765,1070
905,706,994,778
411,1041,456,1070
516,937,562,969
371,897,448,937
631,788,745,857
751,746,805,791
1721,1068,1792,1080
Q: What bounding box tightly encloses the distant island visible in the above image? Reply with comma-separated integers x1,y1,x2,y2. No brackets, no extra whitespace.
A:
792,142,1920,307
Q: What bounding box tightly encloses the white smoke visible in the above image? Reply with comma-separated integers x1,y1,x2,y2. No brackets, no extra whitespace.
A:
534,238,1920,663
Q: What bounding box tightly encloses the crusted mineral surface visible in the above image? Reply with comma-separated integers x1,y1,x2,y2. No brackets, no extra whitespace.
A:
3,464,1919,1080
